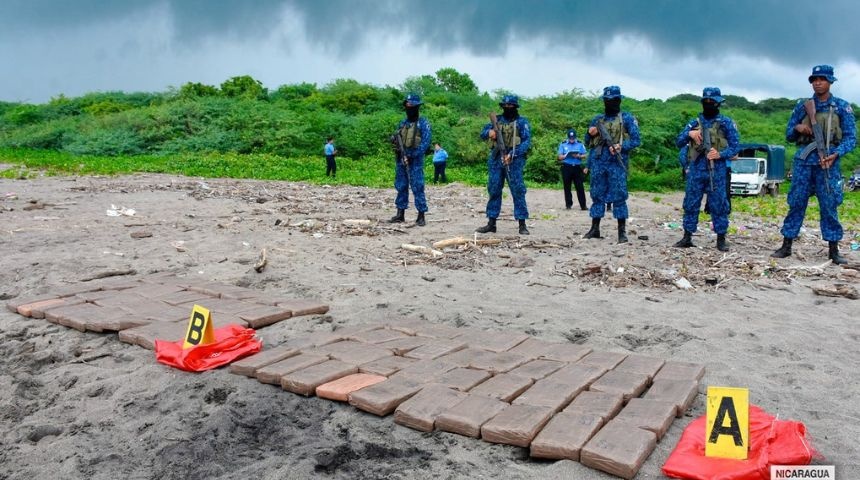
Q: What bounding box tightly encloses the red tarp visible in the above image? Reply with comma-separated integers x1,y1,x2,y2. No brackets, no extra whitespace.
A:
155,324,261,372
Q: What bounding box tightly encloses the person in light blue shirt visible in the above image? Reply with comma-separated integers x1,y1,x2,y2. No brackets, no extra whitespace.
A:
324,137,337,177
432,143,448,183
557,129,588,210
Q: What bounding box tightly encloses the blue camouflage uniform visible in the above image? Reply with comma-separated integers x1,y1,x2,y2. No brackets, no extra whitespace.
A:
393,116,432,213
675,114,740,235
586,111,640,220
480,115,531,220
780,95,856,241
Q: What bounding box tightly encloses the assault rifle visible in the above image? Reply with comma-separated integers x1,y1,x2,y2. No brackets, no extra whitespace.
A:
802,100,832,194
489,112,513,183
392,125,412,186
595,119,627,173
698,115,715,192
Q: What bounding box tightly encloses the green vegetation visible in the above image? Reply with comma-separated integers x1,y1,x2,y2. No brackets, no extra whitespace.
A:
1,68,858,191
732,193,860,231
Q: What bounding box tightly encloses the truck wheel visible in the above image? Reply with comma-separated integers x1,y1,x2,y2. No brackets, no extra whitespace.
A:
759,186,768,197
770,184,779,197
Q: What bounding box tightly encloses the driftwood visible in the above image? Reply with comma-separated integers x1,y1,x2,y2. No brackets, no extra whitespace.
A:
811,284,859,300
253,248,267,273
401,244,444,258
432,236,502,249
343,219,372,226
80,269,136,282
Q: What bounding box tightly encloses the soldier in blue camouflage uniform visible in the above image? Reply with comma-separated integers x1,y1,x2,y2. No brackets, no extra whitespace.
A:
674,87,740,251
476,94,532,235
772,65,855,265
582,86,641,243
388,93,432,227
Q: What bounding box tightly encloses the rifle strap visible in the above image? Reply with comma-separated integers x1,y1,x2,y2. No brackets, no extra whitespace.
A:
825,106,833,151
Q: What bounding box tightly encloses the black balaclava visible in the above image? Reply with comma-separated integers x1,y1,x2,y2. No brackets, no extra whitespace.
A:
502,106,519,121
406,105,420,122
702,101,720,119
603,98,621,116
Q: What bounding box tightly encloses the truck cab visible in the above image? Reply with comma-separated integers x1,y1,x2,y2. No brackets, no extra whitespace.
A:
731,144,785,196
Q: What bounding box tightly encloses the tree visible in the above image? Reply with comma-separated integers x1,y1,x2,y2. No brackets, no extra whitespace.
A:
434,68,478,94
179,82,219,99
220,76,267,100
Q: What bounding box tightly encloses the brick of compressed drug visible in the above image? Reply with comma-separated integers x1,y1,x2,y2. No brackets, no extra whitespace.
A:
455,330,530,353
394,384,468,432
237,305,293,328
186,298,258,316
359,355,416,377
530,413,604,460
506,337,555,359
436,394,509,438
613,398,677,440
316,373,388,401
348,328,410,344
157,290,215,307
578,351,628,370
404,338,466,360
546,363,608,389
438,348,495,368
480,404,555,448
539,343,593,363
228,345,300,377
563,390,625,422
8,295,60,315
117,321,187,349
74,290,116,303
281,360,358,396
589,371,650,403
122,283,185,299
214,286,261,300
434,367,492,392
17,298,77,318
348,377,424,416
92,293,155,309
642,379,698,417
580,420,657,480
314,341,393,365
468,351,528,374
383,316,429,335
653,361,706,382
614,354,666,381
208,314,249,329
275,299,329,317
282,331,345,350
508,359,566,380
412,324,463,339
469,373,534,402
255,353,328,385
46,302,146,332
512,379,585,412
376,336,429,355
185,282,230,297
390,358,458,383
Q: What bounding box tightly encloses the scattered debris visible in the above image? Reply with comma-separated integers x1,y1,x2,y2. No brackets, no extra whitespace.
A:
432,236,502,249
811,284,859,300
674,277,693,290
401,244,443,258
80,269,136,282
253,248,268,273
130,231,152,239
106,204,135,217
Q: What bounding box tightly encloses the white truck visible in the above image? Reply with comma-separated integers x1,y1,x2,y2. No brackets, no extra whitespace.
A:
730,144,786,197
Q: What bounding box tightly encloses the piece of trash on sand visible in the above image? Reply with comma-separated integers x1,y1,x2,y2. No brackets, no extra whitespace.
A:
812,284,859,300
675,277,693,290
172,241,186,252
106,204,135,217
343,219,372,226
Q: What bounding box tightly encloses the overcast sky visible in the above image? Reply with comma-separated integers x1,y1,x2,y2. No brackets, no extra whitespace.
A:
2,0,859,104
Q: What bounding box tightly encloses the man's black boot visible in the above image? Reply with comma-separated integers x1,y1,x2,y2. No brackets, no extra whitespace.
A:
388,208,405,223
717,234,729,252
416,212,426,227
770,237,793,258
617,219,628,244
674,230,694,248
583,218,602,239
829,241,847,265
518,219,529,235
476,218,496,233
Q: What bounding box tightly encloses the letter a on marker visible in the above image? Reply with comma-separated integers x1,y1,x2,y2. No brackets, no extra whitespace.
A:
705,386,749,459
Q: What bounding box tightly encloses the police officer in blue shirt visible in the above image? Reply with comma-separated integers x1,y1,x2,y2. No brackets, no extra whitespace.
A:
324,136,337,177
772,65,855,265
557,129,588,210
432,143,448,183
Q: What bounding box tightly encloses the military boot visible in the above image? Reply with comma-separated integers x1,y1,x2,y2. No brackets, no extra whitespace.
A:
518,219,529,235
583,218,601,239
716,234,729,252
829,241,847,265
674,230,694,248
415,212,426,227
617,219,628,244
770,237,793,258
388,209,405,223
476,218,496,233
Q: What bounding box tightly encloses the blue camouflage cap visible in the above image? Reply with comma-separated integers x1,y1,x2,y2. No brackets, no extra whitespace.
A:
808,64,837,83
702,87,724,104
602,85,623,99
403,93,423,106
499,94,520,107
567,128,577,138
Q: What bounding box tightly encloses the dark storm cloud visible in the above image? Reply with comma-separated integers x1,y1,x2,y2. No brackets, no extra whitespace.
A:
3,0,858,65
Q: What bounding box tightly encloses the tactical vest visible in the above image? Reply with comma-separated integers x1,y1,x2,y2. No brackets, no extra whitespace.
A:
497,121,522,149
588,116,625,150
399,121,422,149
687,119,729,162
797,107,842,146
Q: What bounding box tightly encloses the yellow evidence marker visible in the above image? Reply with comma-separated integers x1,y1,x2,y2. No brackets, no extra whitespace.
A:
705,386,749,459
183,304,215,349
